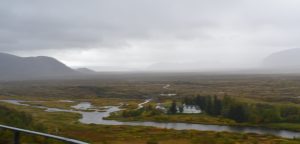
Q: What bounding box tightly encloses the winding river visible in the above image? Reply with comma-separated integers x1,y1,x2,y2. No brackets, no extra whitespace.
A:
1,99,300,139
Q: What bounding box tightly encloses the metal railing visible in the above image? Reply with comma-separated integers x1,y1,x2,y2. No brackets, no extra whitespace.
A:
0,124,89,144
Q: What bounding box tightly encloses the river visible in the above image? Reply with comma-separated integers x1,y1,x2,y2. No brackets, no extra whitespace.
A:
1,99,300,139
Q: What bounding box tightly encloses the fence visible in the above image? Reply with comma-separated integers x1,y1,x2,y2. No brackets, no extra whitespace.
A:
0,124,89,144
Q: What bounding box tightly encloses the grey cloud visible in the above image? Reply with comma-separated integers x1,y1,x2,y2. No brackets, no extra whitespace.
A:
1,0,300,70
0,0,230,51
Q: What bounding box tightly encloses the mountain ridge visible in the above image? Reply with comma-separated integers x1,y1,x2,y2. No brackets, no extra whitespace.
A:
0,52,79,81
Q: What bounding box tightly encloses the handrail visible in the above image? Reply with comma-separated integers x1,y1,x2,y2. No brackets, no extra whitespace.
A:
0,124,89,144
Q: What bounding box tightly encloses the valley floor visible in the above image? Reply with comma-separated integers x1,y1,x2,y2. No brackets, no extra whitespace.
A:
1,74,300,143
0,95,299,144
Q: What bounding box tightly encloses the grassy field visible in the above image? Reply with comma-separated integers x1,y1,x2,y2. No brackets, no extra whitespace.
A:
2,74,300,103
1,74,300,143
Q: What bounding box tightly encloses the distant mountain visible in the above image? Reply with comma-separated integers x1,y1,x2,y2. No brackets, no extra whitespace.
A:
0,53,79,81
76,68,97,74
262,48,300,72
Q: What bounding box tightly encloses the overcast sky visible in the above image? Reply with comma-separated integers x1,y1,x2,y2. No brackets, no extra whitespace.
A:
1,0,300,71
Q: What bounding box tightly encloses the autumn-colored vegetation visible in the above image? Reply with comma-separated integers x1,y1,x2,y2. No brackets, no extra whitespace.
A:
1,74,300,143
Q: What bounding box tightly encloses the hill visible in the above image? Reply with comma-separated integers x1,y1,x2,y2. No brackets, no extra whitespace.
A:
262,48,300,72
0,53,79,81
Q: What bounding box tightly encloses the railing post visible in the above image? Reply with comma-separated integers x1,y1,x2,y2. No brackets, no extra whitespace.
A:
13,131,20,144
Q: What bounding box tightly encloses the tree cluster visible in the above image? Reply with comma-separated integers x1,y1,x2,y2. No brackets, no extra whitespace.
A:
184,95,300,123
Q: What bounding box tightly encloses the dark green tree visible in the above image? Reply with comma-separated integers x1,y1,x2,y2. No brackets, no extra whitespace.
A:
213,95,222,116
178,105,184,113
228,103,248,123
205,96,213,115
168,100,177,114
